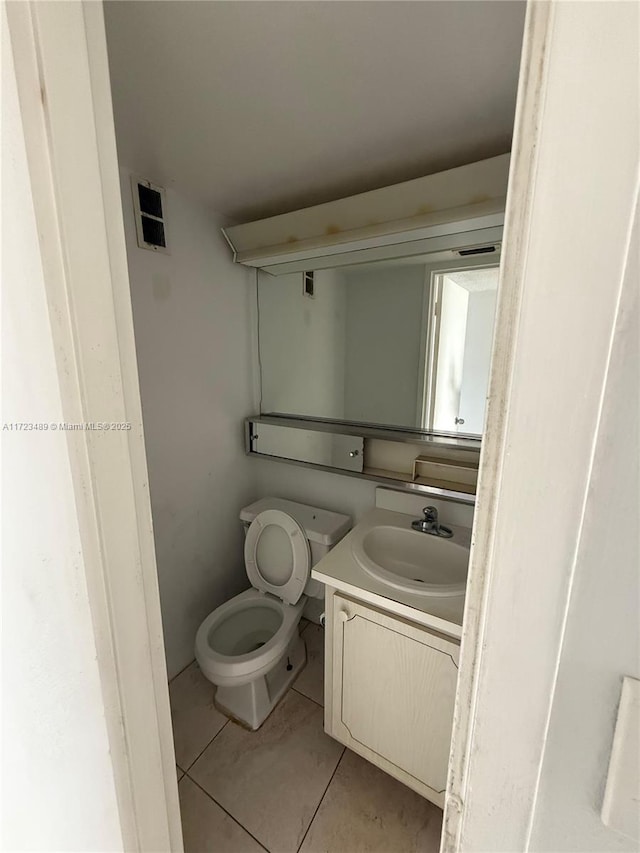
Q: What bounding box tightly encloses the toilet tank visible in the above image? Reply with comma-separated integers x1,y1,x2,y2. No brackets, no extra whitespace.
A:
239,497,351,600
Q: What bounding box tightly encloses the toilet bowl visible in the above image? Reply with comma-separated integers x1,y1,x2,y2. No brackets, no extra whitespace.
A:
196,588,305,687
195,498,351,730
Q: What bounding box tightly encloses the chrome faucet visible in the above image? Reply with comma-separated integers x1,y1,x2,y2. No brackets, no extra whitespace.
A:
411,506,453,538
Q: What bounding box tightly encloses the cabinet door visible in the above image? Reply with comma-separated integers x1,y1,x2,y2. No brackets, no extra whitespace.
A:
249,421,364,472
330,594,459,806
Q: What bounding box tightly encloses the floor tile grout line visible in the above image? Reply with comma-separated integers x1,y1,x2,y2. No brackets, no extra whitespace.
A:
183,718,230,773
169,658,196,685
290,685,324,710
295,746,346,853
185,773,270,853
178,679,323,778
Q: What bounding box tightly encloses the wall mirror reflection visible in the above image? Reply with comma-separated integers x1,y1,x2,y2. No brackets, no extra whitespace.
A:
257,249,500,438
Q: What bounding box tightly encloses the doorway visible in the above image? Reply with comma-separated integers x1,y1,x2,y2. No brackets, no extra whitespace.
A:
421,264,500,436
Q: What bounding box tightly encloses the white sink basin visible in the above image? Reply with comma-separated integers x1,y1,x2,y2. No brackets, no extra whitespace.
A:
351,524,469,597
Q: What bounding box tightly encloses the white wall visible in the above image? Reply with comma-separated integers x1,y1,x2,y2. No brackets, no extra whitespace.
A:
2,18,123,848
344,265,425,426
251,457,379,526
123,187,387,662
120,170,257,678
259,268,346,419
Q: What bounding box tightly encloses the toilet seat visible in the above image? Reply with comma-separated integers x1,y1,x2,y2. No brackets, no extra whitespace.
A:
244,509,310,605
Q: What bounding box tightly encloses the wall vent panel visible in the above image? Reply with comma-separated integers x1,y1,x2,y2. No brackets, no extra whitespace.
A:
131,176,169,253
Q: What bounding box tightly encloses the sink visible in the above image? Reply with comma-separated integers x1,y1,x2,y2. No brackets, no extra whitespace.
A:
351,524,469,597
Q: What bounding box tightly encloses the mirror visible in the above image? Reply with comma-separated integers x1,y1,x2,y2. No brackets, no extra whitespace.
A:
257,248,500,438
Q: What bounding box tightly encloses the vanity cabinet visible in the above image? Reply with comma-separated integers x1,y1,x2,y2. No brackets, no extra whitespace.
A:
325,591,460,807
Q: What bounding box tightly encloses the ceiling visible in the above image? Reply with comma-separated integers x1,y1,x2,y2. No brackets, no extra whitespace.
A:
104,1,526,223
447,267,499,292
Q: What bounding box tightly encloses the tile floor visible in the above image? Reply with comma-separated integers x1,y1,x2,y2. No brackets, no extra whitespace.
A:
170,621,443,853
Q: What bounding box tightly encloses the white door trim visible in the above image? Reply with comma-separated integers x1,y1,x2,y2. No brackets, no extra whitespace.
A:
415,266,433,429
6,3,182,850
442,1,553,848
444,1,639,849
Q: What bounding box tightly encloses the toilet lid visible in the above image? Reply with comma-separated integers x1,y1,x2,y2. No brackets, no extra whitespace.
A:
244,509,310,605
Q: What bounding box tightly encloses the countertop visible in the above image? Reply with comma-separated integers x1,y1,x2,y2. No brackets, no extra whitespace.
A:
312,507,468,640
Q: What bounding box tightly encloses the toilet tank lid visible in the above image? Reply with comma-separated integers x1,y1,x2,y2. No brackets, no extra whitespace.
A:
239,498,351,546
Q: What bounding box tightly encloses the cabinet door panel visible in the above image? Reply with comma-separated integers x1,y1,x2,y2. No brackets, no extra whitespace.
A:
331,594,459,804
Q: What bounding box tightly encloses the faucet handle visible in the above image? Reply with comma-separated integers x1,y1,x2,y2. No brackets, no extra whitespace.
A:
422,506,438,522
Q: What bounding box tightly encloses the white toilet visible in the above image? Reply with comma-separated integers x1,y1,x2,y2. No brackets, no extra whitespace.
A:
195,498,351,730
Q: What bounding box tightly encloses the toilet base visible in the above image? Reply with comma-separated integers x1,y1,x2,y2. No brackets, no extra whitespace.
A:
214,631,307,730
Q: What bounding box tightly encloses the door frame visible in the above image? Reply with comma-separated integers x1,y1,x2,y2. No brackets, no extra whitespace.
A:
415,265,434,429
443,2,554,844
422,261,500,438
6,3,182,850
421,261,500,435
444,1,639,850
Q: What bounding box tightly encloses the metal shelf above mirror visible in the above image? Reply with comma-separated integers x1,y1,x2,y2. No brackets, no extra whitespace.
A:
245,415,480,503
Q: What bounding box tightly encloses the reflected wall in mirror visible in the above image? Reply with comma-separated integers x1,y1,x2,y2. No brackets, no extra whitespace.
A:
258,253,499,437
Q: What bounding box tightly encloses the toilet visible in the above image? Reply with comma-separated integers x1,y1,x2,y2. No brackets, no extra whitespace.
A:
195,497,351,730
